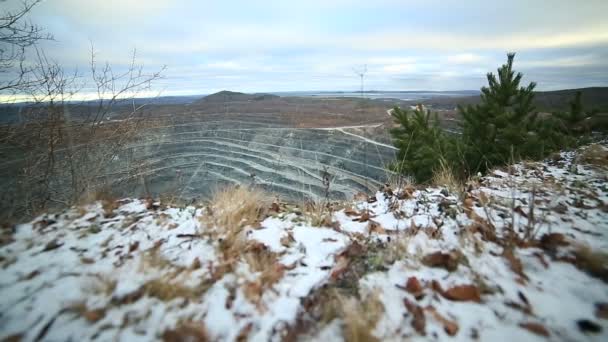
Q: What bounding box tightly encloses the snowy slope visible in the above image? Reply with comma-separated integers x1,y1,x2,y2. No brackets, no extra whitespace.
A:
1,143,607,341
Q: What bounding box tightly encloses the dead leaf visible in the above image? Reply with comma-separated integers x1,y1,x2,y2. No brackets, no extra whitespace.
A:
191,257,201,270
503,249,528,282
404,276,424,300
129,241,139,253
280,232,295,247
539,233,569,252
340,241,366,258
514,205,529,218
367,196,377,204
430,280,444,294
83,308,106,323
425,306,459,336
368,220,386,234
80,257,95,264
42,239,63,252
404,298,426,335
162,322,208,342
357,212,371,222
442,285,481,302
519,322,550,337
422,251,460,272
344,208,360,217
22,270,40,280
236,322,253,342
330,256,350,280
532,252,549,268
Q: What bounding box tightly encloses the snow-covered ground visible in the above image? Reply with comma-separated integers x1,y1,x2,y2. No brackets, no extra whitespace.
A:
1,143,607,341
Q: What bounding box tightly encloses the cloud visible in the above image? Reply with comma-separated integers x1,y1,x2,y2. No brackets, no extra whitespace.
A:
2,0,605,94
447,54,483,64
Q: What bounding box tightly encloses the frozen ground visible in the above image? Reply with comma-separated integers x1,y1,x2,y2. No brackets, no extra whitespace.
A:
1,143,607,341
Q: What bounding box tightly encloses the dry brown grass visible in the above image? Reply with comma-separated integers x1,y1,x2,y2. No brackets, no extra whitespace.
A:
577,144,608,168
572,245,608,283
76,187,119,218
141,277,209,301
319,289,383,342
300,200,335,227
207,185,268,232
162,321,208,342
432,159,462,195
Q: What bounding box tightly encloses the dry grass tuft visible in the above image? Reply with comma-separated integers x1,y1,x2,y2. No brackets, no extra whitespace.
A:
162,321,208,342
577,144,608,167
320,289,383,342
78,187,119,217
208,185,269,230
301,200,338,228
432,160,462,195
571,245,608,283
141,277,208,301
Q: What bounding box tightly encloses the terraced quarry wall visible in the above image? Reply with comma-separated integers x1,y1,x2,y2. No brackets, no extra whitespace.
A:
0,98,397,216
110,112,397,202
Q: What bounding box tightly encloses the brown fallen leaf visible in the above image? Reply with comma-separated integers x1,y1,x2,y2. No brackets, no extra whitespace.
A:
80,257,95,265
442,285,481,302
503,249,528,282
539,233,569,252
368,221,386,234
430,280,445,295
339,241,366,258
519,322,550,337
162,322,208,342
422,251,460,272
129,241,139,253
330,256,350,280
463,198,475,218
270,202,280,213
514,205,529,218
344,208,360,217
425,306,459,336
356,211,372,222
42,239,63,252
280,232,295,247
405,276,423,293
404,298,426,335
83,308,106,323
22,270,40,280
532,252,549,269
191,257,201,270
404,276,424,300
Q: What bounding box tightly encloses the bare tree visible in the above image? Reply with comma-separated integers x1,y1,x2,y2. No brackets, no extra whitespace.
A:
0,0,52,93
10,47,166,215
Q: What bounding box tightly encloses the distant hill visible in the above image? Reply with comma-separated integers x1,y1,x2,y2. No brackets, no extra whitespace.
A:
534,87,608,112
197,90,279,103
417,87,608,112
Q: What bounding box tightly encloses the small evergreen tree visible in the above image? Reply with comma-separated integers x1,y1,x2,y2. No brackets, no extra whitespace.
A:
555,91,599,137
458,53,545,175
389,105,451,183
389,53,598,185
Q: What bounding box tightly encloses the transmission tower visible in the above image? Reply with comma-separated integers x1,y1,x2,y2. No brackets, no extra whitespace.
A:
353,64,369,193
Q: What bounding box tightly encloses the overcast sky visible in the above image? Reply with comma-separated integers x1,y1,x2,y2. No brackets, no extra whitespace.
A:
9,0,608,95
